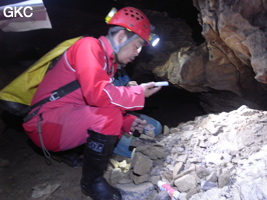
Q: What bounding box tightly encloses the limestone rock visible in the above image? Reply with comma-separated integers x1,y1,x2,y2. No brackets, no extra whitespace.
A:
173,162,183,178
136,144,165,160
110,168,124,185
218,170,231,188
144,0,267,113
174,174,198,192
131,152,153,176
132,173,150,185
117,182,155,200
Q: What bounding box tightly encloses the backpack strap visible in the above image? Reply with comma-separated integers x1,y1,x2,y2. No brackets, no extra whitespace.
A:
23,80,80,122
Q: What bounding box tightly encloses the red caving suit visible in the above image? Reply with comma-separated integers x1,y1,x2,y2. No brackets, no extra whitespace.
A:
23,36,145,152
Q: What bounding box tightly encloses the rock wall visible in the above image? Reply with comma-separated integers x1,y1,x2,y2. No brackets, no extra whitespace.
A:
149,0,267,113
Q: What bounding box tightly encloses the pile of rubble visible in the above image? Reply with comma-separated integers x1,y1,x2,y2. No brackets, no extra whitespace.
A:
107,105,267,200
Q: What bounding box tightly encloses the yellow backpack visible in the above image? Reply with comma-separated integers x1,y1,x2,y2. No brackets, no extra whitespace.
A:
0,36,82,117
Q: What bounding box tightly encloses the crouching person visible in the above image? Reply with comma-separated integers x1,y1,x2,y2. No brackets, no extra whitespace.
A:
23,7,161,200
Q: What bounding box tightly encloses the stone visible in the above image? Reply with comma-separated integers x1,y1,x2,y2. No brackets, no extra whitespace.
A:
163,125,170,135
132,152,153,176
172,162,183,178
186,187,198,199
110,158,120,168
31,182,60,199
174,174,198,192
118,159,131,172
218,170,231,188
137,144,165,160
174,164,196,180
200,180,217,191
117,182,155,200
110,168,124,185
150,176,161,185
132,173,150,185
195,166,210,179
206,172,218,183
176,154,188,163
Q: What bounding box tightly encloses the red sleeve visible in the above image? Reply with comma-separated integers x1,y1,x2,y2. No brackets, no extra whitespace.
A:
122,114,137,134
66,37,145,111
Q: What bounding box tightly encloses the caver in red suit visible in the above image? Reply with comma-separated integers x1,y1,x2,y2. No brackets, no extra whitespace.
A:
23,35,144,152
23,7,161,200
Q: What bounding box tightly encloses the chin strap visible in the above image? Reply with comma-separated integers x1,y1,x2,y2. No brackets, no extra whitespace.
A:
108,26,138,54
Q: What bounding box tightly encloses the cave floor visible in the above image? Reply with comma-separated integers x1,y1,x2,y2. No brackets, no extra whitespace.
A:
0,126,87,200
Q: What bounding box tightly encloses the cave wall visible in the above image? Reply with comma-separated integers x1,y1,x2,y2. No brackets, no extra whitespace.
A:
150,0,267,113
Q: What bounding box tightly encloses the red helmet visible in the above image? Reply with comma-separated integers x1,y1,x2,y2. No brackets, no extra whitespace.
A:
107,7,151,43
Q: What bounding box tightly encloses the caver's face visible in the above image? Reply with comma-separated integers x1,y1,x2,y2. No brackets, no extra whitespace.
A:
116,31,145,65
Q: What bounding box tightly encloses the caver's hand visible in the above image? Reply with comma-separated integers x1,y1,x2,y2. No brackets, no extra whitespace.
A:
130,118,147,134
140,82,161,97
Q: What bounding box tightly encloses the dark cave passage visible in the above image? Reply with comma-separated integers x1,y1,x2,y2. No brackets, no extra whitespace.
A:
138,86,206,127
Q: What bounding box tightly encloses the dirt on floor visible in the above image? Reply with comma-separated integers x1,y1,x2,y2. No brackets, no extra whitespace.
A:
0,124,91,200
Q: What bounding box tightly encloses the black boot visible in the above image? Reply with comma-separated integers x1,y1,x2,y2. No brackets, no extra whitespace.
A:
80,130,122,200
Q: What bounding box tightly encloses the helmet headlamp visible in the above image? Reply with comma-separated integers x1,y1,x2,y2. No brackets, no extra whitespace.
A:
149,33,160,47
105,7,117,24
